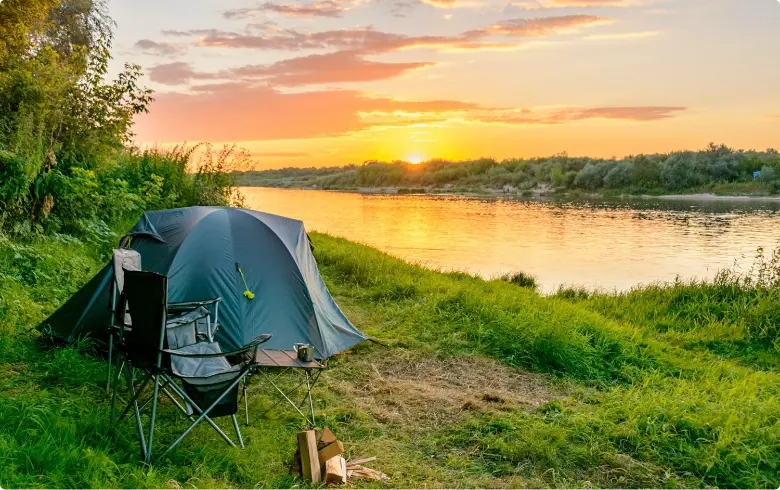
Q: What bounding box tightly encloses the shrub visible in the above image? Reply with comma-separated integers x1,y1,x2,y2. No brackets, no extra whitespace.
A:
661,152,705,190
603,161,634,189
500,271,537,289
574,163,608,190
759,166,777,182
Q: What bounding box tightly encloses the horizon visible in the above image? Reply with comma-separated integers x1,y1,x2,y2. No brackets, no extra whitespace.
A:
110,0,780,170
241,142,780,171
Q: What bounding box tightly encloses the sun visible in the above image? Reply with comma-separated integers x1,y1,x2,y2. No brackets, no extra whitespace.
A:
407,154,424,164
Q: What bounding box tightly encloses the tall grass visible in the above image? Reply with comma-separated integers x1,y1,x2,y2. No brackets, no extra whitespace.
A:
556,246,780,360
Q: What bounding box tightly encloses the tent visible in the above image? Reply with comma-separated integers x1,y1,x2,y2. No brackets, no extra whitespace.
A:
38,206,366,359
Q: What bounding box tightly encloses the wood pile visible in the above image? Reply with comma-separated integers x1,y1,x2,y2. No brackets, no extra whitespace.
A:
293,427,388,485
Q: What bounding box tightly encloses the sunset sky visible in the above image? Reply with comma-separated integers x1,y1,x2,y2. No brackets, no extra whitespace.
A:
110,0,780,168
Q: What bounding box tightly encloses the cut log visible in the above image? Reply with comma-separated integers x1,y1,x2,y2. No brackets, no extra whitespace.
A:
346,456,376,467
324,456,347,485
320,427,337,445
290,447,302,478
317,440,344,464
297,430,321,483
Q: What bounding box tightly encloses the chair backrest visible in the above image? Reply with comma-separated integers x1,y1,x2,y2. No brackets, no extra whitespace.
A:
110,248,142,325
112,248,142,294
123,269,169,370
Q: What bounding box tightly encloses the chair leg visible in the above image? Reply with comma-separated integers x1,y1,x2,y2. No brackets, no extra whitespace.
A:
106,334,114,393
137,377,171,414
110,356,125,422
128,369,149,461
232,414,245,449
161,386,192,420
118,372,152,421
244,382,249,426
156,372,248,462
162,375,237,447
145,373,162,464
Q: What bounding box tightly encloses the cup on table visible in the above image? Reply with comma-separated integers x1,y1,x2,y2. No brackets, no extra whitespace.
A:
293,343,314,362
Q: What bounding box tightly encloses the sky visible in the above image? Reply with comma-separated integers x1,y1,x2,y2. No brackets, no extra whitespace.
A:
109,0,780,168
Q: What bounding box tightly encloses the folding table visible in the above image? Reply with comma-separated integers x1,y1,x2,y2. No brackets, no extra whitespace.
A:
245,349,325,427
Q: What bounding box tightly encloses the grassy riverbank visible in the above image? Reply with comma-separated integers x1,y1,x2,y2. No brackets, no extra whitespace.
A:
1,227,778,488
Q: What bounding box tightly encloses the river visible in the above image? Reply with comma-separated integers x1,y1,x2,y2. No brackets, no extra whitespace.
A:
241,187,780,292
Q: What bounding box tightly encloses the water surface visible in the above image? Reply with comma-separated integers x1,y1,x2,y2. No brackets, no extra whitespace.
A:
241,187,780,292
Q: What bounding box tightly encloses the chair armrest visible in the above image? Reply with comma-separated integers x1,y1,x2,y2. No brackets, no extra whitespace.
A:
168,297,222,311
163,334,272,359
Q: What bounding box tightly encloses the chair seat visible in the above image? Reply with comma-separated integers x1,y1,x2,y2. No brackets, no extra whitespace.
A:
170,342,236,378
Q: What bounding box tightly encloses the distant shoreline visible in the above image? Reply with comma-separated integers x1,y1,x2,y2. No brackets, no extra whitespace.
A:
238,185,780,202
644,193,780,202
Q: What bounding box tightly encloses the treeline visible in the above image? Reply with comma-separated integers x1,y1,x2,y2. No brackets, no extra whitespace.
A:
0,0,243,240
238,144,780,195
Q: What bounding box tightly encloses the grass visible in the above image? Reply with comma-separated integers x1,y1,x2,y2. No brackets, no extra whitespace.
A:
1,230,778,488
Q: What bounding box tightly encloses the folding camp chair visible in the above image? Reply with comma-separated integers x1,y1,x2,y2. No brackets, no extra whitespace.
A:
106,248,222,393
113,269,271,464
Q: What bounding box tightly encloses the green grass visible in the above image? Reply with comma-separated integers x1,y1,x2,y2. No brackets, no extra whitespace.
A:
1,231,778,488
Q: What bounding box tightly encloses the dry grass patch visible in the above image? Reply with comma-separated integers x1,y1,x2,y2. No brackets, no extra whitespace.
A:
330,349,560,428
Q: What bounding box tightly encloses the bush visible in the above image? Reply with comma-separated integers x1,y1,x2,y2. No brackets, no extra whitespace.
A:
574,163,608,190
759,166,777,182
708,155,742,182
500,271,537,289
661,152,705,190
603,161,634,189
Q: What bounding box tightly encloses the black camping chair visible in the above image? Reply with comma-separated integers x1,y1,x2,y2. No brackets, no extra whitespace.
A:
107,248,222,395
113,269,271,464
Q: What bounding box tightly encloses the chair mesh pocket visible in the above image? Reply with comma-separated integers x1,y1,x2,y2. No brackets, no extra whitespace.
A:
182,377,240,418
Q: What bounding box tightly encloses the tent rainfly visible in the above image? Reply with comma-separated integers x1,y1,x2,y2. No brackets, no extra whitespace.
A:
38,206,366,359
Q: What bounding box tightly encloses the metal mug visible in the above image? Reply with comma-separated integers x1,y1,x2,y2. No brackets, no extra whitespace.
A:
294,343,313,362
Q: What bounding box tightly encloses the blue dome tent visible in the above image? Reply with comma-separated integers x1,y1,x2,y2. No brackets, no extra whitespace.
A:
39,206,366,359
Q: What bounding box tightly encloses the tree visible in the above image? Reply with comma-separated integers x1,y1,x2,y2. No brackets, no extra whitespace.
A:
661,152,705,190
0,0,152,227
759,166,778,182
574,162,613,190
603,161,634,188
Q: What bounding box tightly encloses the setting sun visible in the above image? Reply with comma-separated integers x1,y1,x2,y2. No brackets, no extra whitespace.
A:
407,155,425,165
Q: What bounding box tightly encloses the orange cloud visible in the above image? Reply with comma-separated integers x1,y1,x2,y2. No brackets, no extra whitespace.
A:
149,51,434,86
566,106,684,121
194,27,452,52
584,30,661,41
477,106,686,124
363,105,686,127
134,85,481,143
231,51,434,85
134,83,687,144
191,15,612,53
465,15,611,37
224,1,347,19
